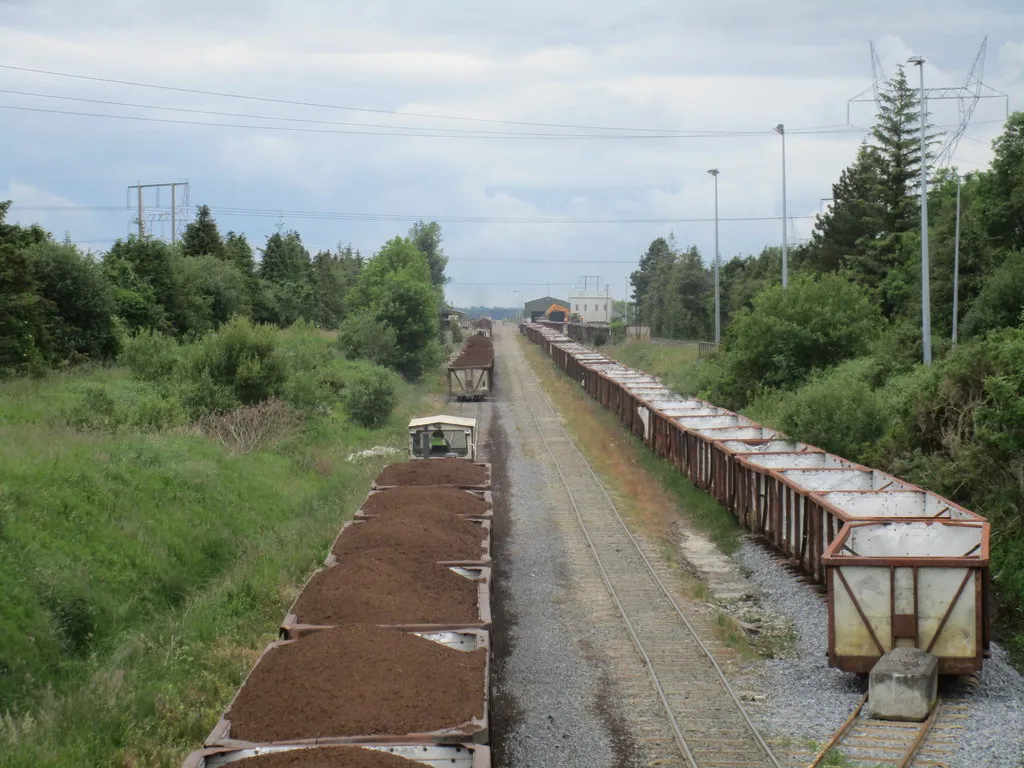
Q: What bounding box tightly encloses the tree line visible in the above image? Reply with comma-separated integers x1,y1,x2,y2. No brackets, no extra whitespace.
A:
630,64,1024,347
0,203,452,383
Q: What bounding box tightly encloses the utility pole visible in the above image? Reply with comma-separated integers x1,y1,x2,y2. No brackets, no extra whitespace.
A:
126,181,190,243
909,56,932,365
953,171,962,346
775,124,788,287
707,168,721,343
136,182,144,237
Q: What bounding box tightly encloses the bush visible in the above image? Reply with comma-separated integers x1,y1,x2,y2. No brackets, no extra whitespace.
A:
183,316,287,409
701,272,882,409
342,364,398,428
60,382,188,432
119,328,182,381
195,398,302,453
338,309,398,368
747,358,887,463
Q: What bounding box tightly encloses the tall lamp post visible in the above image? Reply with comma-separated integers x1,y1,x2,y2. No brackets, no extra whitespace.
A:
952,171,962,346
909,55,932,365
707,168,720,343
774,124,788,287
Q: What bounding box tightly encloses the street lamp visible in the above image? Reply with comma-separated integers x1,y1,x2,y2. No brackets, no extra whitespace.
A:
707,168,720,343
909,55,932,365
774,124,788,287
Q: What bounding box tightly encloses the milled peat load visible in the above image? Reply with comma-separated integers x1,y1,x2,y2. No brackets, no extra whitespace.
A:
330,513,490,565
355,486,492,519
210,625,488,745
447,334,494,401
283,547,487,631
372,458,491,489
186,356,499,766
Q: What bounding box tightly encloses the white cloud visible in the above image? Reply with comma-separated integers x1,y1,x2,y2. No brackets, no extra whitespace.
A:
1,3,1022,305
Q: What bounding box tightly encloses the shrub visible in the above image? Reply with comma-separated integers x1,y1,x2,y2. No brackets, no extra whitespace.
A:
338,309,398,368
183,316,287,409
119,328,182,381
702,272,882,409
342,365,398,428
195,398,302,454
60,382,188,432
747,358,886,463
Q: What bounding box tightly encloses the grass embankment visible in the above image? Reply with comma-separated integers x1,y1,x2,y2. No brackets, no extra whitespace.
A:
0,328,443,767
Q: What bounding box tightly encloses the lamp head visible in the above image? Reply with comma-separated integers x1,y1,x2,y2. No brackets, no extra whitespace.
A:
908,55,925,66
774,124,784,134
707,168,719,176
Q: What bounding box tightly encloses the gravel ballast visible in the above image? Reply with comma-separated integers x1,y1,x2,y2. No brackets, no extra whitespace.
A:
728,536,1024,768
489,328,641,768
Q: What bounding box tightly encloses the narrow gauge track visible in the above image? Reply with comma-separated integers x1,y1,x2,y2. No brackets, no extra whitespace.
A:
510,337,781,768
807,692,970,767
752,549,971,768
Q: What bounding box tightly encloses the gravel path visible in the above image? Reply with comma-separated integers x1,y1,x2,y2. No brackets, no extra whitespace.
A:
488,326,643,767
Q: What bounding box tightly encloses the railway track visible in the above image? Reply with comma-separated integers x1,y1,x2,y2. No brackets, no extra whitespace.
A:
510,334,782,768
807,692,970,767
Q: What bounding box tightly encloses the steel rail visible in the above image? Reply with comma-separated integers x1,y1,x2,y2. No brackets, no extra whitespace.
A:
807,694,941,768
510,333,782,768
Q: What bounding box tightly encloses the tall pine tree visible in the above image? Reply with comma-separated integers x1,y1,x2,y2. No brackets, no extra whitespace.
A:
181,204,225,259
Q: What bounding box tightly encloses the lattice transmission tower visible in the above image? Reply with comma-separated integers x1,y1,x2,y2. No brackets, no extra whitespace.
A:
847,38,1009,169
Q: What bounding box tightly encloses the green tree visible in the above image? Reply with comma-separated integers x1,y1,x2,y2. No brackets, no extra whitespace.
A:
982,111,1024,252
346,236,443,380
660,246,710,339
171,254,252,336
0,200,50,250
803,142,886,273
0,243,49,374
630,236,675,327
24,241,119,363
103,235,178,326
180,204,225,259
408,220,448,288
258,230,310,284
703,272,883,408
223,231,255,274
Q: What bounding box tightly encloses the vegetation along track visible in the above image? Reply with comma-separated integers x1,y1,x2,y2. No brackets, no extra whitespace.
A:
511,340,781,768
807,689,972,767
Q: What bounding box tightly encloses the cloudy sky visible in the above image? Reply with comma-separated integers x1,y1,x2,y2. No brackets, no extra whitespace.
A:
3,0,1022,308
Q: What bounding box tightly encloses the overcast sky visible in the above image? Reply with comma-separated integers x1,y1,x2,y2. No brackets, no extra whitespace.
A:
3,1,1022,307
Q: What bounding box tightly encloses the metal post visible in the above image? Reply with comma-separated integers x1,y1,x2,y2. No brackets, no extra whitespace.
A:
708,168,720,343
137,182,144,238
775,124,788,287
909,56,932,365
952,172,961,346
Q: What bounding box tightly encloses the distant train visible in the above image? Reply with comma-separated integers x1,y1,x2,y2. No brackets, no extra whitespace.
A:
519,321,990,676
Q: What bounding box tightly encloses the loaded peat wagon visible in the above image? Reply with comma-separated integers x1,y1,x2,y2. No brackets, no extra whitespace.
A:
448,336,494,401
821,519,990,675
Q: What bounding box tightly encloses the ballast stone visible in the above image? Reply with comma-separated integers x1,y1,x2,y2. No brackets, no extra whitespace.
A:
869,648,938,721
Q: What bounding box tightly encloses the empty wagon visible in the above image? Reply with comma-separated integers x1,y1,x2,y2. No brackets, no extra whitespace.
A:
821,519,990,674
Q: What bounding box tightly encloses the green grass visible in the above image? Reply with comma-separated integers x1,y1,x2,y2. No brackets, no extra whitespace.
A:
0,358,443,766
605,340,703,396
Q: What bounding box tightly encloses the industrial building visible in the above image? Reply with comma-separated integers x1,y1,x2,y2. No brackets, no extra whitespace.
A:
568,288,613,323
522,295,570,322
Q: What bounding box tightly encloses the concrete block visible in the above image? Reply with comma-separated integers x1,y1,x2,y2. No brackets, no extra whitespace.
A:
869,648,938,721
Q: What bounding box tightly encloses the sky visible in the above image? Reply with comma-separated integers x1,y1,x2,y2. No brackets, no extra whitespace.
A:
2,0,1023,308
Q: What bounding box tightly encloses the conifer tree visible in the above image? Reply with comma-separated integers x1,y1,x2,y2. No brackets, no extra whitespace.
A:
181,204,225,259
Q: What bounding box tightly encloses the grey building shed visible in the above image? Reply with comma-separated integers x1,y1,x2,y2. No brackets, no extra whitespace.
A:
523,295,569,321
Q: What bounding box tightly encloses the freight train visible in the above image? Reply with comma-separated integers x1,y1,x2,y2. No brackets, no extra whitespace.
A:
183,418,496,763
519,321,990,676
447,335,494,401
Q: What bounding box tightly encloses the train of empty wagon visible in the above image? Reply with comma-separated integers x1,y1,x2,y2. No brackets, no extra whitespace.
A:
520,320,990,677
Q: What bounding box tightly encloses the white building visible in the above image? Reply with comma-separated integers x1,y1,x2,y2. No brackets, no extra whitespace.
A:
568,289,612,323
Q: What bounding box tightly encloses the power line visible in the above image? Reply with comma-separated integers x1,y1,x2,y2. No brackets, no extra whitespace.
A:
0,102,877,140
10,202,818,224
0,63,870,136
